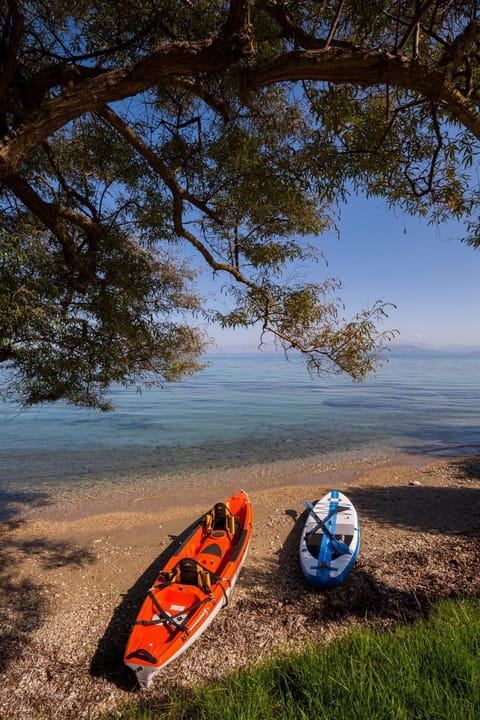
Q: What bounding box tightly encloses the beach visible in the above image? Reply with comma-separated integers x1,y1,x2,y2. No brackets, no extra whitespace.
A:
1,450,480,719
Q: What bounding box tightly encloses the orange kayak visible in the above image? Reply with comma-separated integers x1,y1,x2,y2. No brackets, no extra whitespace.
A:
124,490,253,688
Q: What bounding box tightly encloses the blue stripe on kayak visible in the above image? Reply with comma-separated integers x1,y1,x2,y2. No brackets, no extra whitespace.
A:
317,490,340,581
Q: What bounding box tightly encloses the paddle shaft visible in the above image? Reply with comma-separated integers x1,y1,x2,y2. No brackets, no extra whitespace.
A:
304,502,350,556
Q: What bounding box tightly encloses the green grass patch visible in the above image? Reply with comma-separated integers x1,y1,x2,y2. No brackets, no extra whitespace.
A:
108,598,480,720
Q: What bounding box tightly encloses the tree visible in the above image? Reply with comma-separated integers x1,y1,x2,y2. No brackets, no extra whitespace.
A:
1,0,479,408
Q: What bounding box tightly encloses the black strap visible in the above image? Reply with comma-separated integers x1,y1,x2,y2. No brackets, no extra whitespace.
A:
125,648,157,664
147,591,189,633
137,589,220,635
136,595,212,628
204,571,230,606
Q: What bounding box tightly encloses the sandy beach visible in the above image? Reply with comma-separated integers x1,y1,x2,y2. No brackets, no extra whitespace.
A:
1,450,480,719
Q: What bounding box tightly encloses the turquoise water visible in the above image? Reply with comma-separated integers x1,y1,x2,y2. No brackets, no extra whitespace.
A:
1,349,480,496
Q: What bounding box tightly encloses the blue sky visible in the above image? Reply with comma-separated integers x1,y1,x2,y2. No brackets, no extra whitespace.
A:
204,192,480,352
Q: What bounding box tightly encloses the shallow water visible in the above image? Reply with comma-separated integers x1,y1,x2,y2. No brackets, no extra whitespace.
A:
1,349,479,501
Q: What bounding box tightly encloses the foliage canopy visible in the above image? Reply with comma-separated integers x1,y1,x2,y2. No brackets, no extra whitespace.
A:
1,0,479,407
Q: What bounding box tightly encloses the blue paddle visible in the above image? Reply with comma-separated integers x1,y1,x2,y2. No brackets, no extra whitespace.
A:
303,501,351,556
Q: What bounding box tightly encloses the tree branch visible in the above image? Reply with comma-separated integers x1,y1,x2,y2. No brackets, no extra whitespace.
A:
96,104,220,222
171,191,258,290
97,104,257,290
222,0,254,51
395,0,437,55
1,12,480,182
438,19,480,76
23,64,102,112
42,141,99,222
246,48,480,140
0,346,15,362
171,78,234,121
0,0,24,104
325,0,346,50
0,39,221,178
265,1,357,51
403,101,443,197
3,173,101,285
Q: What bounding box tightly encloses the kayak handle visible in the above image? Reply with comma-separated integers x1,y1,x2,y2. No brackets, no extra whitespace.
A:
125,648,157,665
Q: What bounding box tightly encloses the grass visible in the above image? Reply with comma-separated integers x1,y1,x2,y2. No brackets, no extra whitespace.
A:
106,598,480,720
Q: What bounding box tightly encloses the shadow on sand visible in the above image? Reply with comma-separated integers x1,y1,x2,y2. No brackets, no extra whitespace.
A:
90,517,201,691
288,457,480,624
0,487,97,675
0,485,51,522
92,457,480,705
347,455,480,535
252,457,480,635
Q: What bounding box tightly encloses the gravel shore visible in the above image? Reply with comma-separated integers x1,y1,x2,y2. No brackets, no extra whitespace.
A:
1,451,480,719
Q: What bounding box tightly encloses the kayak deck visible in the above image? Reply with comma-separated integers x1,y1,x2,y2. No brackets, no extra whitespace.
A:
124,491,252,687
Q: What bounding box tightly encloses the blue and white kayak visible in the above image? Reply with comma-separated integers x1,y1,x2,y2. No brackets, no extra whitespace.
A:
299,490,360,589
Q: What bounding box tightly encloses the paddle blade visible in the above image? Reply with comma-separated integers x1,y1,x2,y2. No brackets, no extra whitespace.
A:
331,539,351,556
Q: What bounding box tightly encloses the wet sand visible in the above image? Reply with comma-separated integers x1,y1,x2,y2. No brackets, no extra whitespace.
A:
1,450,480,719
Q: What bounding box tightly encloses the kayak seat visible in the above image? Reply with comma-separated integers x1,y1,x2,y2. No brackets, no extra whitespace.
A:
213,503,238,534
177,558,213,592
178,558,201,586
205,503,238,535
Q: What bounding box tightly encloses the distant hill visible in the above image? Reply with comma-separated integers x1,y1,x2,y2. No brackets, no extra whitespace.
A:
391,343,480,355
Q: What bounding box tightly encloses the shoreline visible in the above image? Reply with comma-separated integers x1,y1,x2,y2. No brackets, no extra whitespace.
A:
3,443,459,524
2,450,480,719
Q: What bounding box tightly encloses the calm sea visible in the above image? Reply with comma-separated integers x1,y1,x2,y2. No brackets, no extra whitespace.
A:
1,349,480,498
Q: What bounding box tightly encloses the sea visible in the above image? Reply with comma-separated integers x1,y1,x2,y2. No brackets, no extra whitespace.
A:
1,348,480,504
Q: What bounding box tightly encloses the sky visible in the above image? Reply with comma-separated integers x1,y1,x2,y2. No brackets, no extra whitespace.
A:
204,192,480,352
